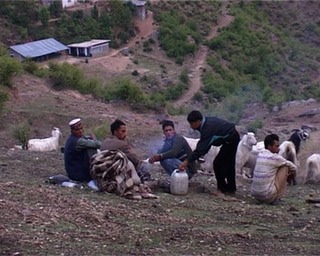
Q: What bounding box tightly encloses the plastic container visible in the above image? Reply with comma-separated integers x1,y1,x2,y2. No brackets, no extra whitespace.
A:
170,169,188,195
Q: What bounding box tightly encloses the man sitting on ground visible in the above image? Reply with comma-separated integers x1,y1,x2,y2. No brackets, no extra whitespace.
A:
64,118,101,182
149,120,197,180
251,134,297,205
100,119,150,182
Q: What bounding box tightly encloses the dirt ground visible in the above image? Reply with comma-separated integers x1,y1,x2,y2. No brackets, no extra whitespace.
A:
1,72,320,255
1,5,320,256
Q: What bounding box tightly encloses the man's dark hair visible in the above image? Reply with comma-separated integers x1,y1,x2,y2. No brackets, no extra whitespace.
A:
162,120,174,130
187,110,203,123
111,119,125,135
264,134,279,148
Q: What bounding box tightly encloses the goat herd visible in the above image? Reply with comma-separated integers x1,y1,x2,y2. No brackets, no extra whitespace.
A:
13,126,320,184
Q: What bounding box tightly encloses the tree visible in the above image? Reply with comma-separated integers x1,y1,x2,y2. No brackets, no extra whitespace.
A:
0,50,22,88
39,7,50,27
49,0,63,18
91,4,99,20
109,0,133,30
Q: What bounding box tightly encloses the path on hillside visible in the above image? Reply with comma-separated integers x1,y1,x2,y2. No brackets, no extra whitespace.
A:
173,2,234,108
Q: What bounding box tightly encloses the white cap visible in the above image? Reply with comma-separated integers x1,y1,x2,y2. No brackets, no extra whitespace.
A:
69,118,81,129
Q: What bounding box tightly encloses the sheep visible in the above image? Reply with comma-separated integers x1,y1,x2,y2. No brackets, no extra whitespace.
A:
304,154,320,184
252,141,265,152
14,127,62,152
183,136,220,175
279,129,310,184
235,132,257,178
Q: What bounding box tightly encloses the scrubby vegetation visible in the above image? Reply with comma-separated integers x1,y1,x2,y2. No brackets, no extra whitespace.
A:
0,0,135,46
0,0,319,122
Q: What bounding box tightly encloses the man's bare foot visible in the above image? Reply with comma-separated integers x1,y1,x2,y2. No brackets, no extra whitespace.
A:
211,190,225,197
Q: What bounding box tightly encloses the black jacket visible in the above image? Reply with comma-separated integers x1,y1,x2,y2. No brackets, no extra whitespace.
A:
187,116,238,163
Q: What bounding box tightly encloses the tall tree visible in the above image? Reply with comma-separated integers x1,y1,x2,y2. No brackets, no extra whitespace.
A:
91,4,99,20
39,7,50,27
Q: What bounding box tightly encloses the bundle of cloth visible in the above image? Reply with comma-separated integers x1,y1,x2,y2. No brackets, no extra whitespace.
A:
90,150,158,200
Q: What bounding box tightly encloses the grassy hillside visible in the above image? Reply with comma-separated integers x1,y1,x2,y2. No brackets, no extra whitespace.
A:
1,0,319,122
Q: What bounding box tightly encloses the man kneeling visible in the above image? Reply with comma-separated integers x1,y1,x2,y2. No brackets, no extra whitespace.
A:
251,134,297,205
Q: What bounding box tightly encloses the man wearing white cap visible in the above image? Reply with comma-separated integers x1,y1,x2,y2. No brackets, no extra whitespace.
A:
64,118,101,182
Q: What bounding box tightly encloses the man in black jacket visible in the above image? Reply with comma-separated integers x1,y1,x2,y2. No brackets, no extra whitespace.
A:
179,110,240,195
149,120,197,179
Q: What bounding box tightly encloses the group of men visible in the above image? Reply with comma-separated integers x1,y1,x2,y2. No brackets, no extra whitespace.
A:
64,110,297,205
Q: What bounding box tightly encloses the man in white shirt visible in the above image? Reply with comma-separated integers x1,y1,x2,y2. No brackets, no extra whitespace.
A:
251,134,297,205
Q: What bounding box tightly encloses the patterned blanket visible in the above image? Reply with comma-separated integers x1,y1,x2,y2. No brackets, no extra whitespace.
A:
90,150,158,200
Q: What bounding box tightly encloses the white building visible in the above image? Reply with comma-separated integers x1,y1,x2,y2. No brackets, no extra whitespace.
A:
41,0,78,8
62,0,78,8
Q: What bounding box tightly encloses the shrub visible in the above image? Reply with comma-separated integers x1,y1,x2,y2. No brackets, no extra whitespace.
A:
246,119,263,133
92,124,110,141
193,92,203,102
163,82,187,100
146,92,167,112
0,54,22,88
104,78,147,103
22,58,38,74
12,122,31,149
179,69,189,84
0,89,8,114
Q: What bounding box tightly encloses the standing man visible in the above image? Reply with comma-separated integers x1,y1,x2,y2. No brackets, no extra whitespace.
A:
64,118,101,182
100,119,150,182
251,134,297,205
148,120,197,179
179,110,240,195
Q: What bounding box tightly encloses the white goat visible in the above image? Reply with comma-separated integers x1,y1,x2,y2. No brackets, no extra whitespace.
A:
305,154,320,184
183,136,220,174
235,132,257,178
252,141,265,152
15,127,62,152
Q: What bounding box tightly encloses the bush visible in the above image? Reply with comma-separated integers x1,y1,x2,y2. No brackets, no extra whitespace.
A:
48,62,103,99
163,82,187,100
193,92,203,102
246,119,263,133
0,89,8,114
92,124,110,141
0,54,22,88
179,69,189,84
104,78,147,103
12,122,31,149
146,93,167,112
22,58,38,74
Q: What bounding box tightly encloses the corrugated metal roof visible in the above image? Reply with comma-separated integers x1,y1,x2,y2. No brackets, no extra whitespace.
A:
68,39,110,48
130,0,146,7
124,0,146,7
10,38,68,58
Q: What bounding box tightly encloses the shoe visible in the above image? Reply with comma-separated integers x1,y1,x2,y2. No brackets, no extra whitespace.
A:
88,180,99,191
159,180,171,193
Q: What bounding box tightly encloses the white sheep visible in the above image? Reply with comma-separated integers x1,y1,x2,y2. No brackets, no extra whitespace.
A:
252,141,265,152
183,136,220,175
235,132,257,178
304,154,320,184
14,127,62,152
244,140,298,180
